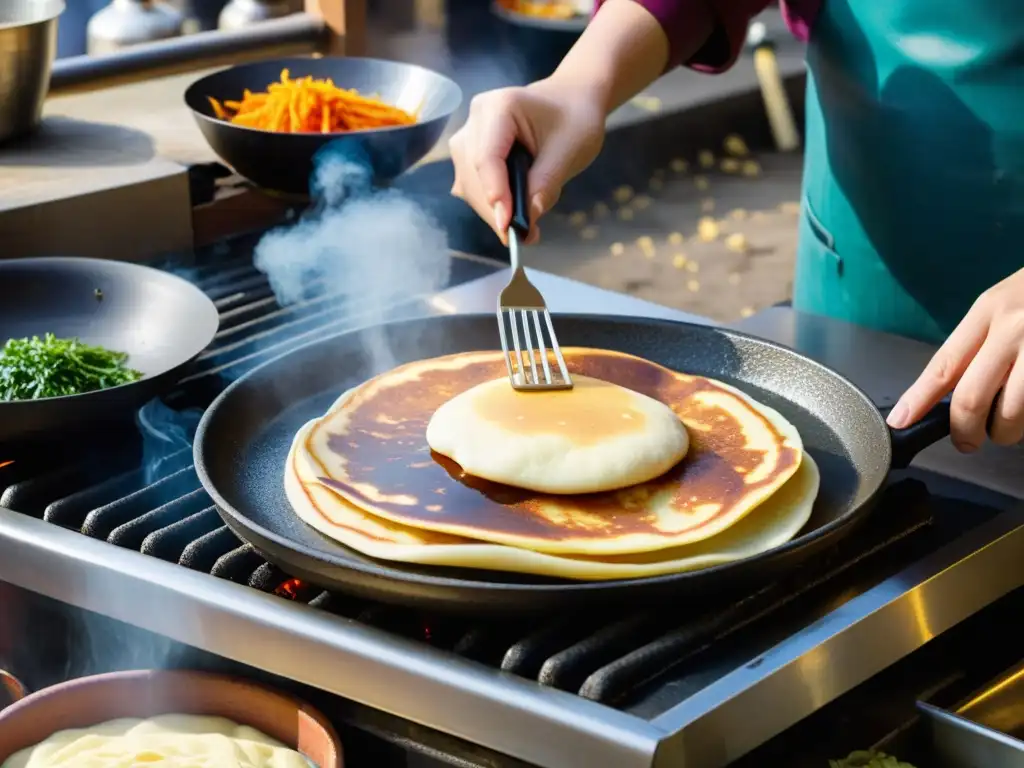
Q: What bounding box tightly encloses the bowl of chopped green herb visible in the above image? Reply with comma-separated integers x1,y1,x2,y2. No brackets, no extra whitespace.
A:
1,334,144,401
0,257,219,444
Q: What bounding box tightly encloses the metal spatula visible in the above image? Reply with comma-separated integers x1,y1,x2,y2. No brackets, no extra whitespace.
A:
496,141,573,391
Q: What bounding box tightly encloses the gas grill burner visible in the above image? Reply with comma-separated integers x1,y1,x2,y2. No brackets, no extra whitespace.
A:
0,271,971,706
0,415,943,708
2,230,1022,768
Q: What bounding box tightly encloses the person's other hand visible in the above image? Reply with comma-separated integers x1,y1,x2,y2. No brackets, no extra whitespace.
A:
448,78,606,244
888,268,1024,451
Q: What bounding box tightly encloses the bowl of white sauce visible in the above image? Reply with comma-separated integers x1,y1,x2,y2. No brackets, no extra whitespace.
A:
0,669,343,768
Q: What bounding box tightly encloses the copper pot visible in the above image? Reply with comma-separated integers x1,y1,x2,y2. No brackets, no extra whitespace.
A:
0,669,344,767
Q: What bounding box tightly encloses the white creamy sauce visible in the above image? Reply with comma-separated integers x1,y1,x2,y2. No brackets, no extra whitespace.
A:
1,714,314,768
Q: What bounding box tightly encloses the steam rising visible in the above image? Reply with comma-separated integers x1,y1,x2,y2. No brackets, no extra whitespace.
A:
60,151,454,679
137,400,203,486
253,150,452,371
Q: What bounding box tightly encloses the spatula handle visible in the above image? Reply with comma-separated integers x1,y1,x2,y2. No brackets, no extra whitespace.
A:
506,140,534,239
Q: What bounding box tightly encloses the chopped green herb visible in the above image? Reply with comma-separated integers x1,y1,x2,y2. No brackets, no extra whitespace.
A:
0,334,142,401
829,750,916,768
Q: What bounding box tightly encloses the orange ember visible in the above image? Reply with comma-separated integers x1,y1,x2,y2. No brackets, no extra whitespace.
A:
0,461,13,470
274,578,304,600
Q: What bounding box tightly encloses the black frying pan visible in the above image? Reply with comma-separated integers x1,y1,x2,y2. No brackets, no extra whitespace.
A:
193,314,951,615
183,57,463,196
0,258,219,445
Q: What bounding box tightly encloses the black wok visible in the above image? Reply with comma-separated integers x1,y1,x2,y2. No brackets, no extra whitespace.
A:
0,258,219,445
184,57,463,196
193,314,951,615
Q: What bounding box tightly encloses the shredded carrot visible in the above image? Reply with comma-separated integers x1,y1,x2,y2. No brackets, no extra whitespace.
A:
207,69,417,134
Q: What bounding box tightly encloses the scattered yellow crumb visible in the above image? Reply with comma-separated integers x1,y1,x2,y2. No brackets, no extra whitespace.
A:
686,260,699,273
751,210,768,221
568,211,587,227
742,160,761,177
720,158,742,174
698,150,715,168
631,95,662,112
729,208,749,220
670,158,688,173
593,202,610,218
637,236,655,258
610,242,625,256
580,225,598,239
740,306,755,318
613,185,634,204
725,233,749,253
634,194,652,210
724,134,749,156
667,232,684,245
617,207,634,221
687,280,700,292
672,254,687,269
694,175,710,191
697,216,719,241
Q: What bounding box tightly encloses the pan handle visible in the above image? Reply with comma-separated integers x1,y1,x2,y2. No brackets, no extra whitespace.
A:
888,400,950,470
0,669,28,712
888,391,1002,469
506,140,534,240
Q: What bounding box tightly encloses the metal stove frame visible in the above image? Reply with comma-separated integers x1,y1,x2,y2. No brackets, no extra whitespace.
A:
3,269,1024,768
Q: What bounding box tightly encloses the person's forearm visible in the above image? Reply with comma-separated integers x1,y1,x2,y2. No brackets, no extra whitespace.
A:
545,0,715,114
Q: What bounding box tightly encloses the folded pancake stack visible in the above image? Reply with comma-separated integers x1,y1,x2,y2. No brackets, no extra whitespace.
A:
284,348,818,580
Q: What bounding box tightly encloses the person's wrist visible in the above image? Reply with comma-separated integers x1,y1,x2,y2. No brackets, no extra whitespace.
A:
537,69,614,116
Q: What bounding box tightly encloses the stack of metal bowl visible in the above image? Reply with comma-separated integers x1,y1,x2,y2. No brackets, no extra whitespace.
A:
0,0,64,144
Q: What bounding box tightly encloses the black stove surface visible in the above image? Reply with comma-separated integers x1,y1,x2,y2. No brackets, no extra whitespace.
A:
0,231,1019,766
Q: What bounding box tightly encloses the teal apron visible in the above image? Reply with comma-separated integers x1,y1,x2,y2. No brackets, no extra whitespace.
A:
794,0,1024,344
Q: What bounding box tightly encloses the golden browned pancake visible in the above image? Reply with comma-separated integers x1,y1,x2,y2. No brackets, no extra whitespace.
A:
425,374,691,494
287,419,818,579
306,348,803,556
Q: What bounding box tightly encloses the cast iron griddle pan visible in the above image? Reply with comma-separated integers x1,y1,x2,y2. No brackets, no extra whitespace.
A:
0,257,219,445
194,314,951,615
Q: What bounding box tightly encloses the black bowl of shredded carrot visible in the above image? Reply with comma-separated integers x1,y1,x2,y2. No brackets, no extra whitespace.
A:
184,56,462,196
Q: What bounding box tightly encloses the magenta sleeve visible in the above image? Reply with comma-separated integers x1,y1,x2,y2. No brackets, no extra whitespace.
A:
595,0,778,73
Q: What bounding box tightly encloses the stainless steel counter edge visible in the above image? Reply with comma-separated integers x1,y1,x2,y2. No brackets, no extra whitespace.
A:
420,269,713,326
4,506,1024,767
650,510,1024,767
0,509,663,768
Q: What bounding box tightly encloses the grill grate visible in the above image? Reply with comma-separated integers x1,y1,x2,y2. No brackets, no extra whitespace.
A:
0,243,946,709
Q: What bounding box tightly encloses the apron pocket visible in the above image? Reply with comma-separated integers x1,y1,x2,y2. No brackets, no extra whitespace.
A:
801,196,843,276
793,196,847,317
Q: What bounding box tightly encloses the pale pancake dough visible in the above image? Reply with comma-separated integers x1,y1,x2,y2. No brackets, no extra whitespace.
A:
425,375,690,494
1,714,310,768
306,349,804,556
286,419,819,580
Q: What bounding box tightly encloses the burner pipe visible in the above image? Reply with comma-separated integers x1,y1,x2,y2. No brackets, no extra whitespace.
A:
50,13,325,96
49,0,365,97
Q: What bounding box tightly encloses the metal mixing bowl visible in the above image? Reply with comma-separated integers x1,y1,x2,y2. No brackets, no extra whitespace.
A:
184,56,463,195
0,0,64,144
